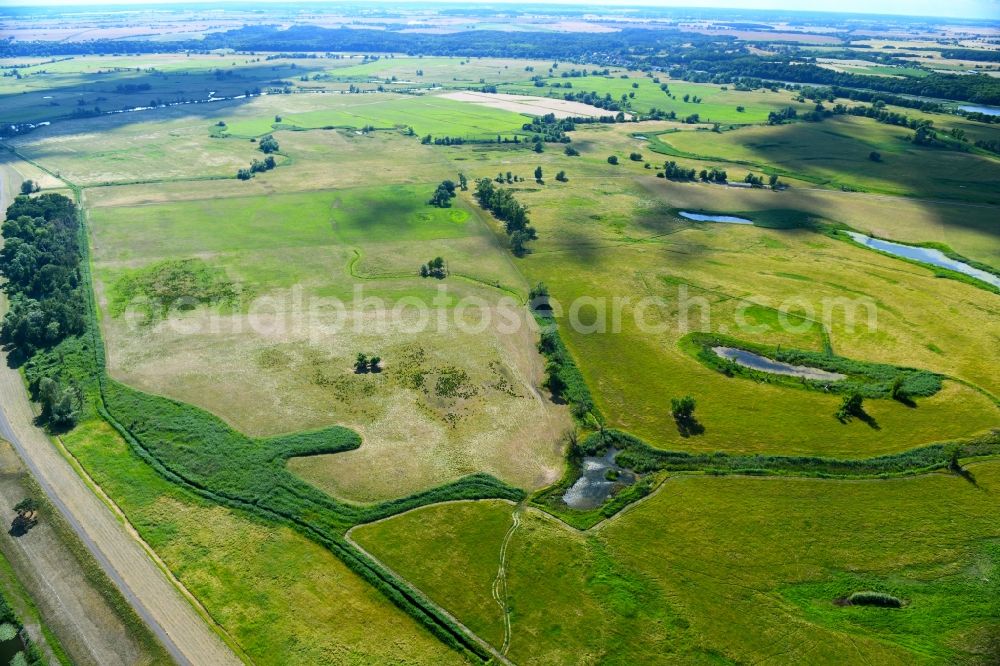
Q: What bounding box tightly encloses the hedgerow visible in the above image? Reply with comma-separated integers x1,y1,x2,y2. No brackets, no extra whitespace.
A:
683,332,943,399
581,428,1000,478
536,317,600,421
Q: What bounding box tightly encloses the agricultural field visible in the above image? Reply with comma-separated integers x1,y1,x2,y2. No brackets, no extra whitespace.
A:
650,115,1000,203
1,22,999,666
501,74,816,124
354,461,1000,664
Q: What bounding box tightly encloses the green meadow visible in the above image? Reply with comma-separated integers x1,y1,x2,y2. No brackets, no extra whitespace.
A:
650,115,1000,203
221,94,532,139
6,49,999,665
355,462,1000,664
501,74,814,123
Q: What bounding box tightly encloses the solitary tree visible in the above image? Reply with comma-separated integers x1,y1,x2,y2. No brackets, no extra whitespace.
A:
607,155,619,165
354,353,369,374
555,170,567,182
869,151,882,162
19,180,39,195
369,356,382,373
534,166,543,183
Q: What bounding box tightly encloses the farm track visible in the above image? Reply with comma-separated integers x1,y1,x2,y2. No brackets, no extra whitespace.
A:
491,506,521,656
0,162,243,666
345,523,515,666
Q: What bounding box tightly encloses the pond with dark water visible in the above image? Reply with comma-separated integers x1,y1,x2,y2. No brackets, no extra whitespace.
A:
713,347,846,382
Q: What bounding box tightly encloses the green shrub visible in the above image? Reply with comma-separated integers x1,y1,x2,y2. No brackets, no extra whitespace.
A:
683,332,943,399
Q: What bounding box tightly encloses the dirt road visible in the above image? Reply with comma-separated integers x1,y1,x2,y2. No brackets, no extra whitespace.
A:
0,159,241,665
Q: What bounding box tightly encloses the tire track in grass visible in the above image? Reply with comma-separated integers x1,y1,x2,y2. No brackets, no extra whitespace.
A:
491,505,521,656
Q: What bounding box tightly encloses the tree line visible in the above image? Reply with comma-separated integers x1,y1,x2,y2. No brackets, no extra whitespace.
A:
0,193,86,427
474,179,536,256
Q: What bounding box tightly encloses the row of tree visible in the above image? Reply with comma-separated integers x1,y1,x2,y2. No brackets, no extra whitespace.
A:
0,193,85,427
236,155,276,180
474,179,536,256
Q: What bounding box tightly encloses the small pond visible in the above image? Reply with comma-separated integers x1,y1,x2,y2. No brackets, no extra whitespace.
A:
713,347,846,382
563,448,636,510
679,211,753,225
845,232,1000,289
959,104,1000,116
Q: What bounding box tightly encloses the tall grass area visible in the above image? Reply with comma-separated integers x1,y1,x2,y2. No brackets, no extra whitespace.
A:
357,464,1000,663
15,192,522,662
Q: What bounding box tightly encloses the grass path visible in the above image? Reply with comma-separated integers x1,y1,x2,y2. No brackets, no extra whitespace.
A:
491,505,521,656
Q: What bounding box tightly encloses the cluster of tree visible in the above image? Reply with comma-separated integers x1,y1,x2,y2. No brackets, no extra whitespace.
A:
521,113,576,143
114,82,151,93
0,194,85,362
19,180,40,194
494,171,525,184
419,256,447,279
838,102,930,130
743,172,779,188
236,155,276,180
354,353,382,374
665,57,1000,105
258,134,279,153
701,167,729,183
644,108,678,121
428,180,457,207
474,179,536,256
962,111,1000,125
681,94,702,103
658,160,698,180
974,139,1000,155
38,376,82,430
561,90,624,112
767,106,798,125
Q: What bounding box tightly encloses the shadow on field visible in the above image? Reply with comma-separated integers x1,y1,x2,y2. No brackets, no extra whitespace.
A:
1,62,328,139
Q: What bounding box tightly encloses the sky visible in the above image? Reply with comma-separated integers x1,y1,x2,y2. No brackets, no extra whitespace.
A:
1,0,998,21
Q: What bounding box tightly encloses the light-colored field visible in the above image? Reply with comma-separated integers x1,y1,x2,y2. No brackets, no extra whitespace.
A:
440,91,622,118
356,461,1000,663
89,185,568,501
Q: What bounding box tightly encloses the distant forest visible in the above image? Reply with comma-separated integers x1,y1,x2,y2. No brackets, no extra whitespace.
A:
3,25,1000,104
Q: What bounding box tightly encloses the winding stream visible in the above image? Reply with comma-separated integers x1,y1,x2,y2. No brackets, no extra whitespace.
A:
845,232,1000,289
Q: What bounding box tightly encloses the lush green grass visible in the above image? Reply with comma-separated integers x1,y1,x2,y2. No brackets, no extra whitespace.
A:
356,461,1000,663
222,94,532,140
61,417,470,665
501,75,813,124
515,192,999,456
650,115,1000,203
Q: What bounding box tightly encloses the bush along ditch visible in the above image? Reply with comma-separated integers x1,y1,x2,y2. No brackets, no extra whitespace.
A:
579,428,1000,478
4,191,518,663
682,332,943,400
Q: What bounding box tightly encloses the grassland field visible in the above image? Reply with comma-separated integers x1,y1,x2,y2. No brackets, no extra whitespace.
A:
4,52,999,665
354,462,1000,664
